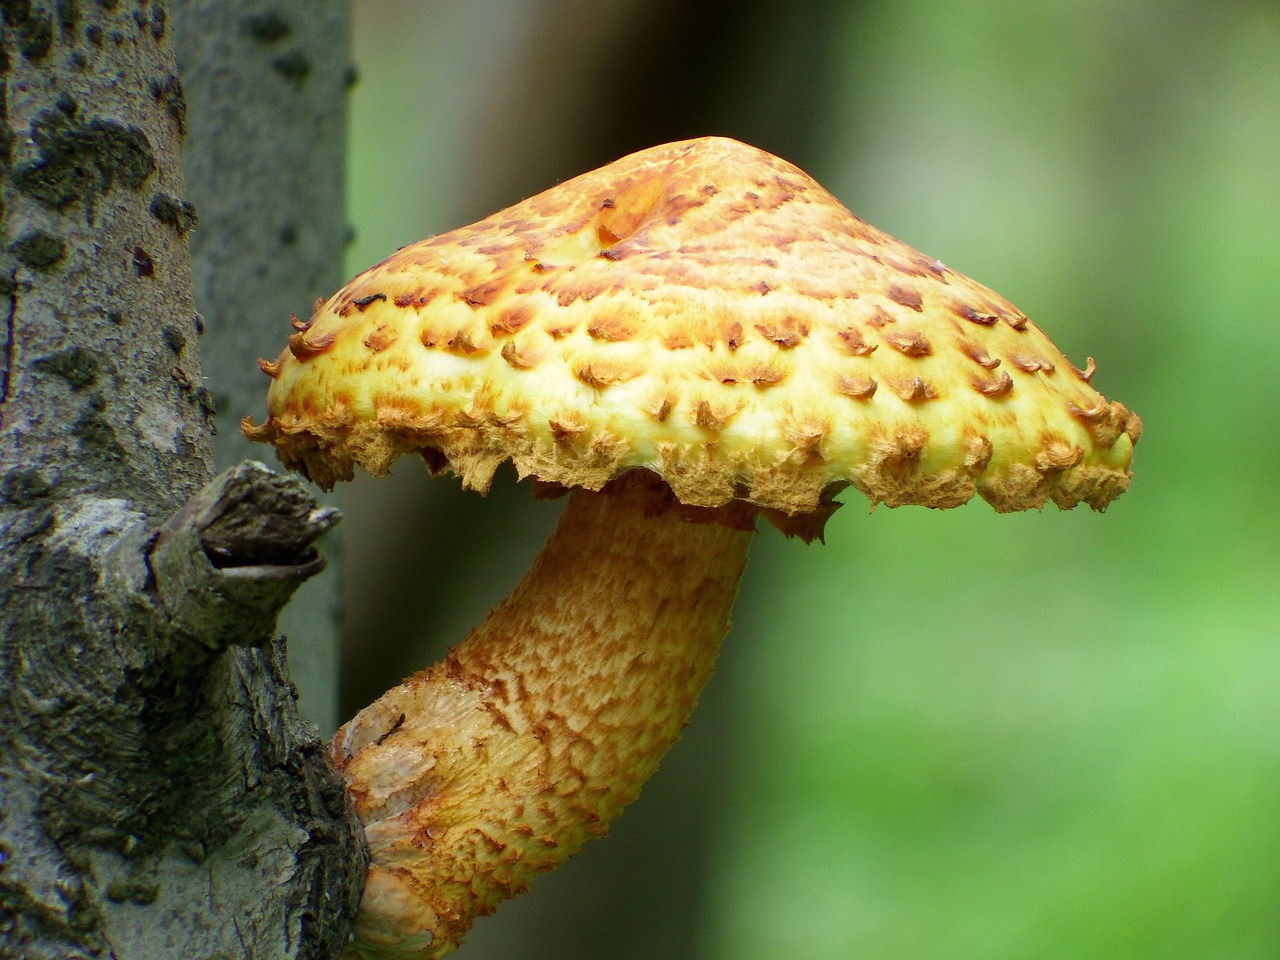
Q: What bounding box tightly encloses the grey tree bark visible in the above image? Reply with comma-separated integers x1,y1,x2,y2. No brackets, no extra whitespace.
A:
0,4,364,958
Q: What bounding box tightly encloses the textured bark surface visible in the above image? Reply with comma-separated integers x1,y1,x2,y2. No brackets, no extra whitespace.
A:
172,0,351,733
0,5,363,958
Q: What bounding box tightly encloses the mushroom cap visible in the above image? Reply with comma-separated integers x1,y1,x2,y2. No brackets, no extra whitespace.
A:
245,137,1139,531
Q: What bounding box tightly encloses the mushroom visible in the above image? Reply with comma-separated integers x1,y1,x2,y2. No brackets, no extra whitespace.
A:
245,137,1140,959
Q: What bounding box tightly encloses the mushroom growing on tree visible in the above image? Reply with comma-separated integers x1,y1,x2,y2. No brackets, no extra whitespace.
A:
245,137,1140,958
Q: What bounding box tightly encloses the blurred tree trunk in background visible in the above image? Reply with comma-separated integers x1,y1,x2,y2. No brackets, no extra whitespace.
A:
461,0,846,216
0,3,362,957
172,0,350,734
342,3,849,958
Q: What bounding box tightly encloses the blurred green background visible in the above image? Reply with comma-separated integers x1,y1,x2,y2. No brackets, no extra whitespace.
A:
337,1,1279,958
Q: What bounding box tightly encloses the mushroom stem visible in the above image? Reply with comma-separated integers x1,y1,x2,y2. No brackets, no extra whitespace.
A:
332,480,753,958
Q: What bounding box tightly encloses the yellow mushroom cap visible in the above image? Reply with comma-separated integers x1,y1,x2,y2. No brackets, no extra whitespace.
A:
245,137,1139,533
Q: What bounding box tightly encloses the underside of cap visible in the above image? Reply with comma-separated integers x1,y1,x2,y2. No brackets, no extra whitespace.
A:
245,137,1140,535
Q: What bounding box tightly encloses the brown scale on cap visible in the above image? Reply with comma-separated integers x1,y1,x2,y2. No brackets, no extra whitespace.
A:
890,377,939,402
962,341,1001,369
974,370,1016,397
243,140,1141,958
286,328,335,360
835,374,878,400
444,330,486,356
887,283,924,312
1009,353,1056,374
363,325,398,353
245,137,1138,523
572,358,639,389
500,340,541,370
753,318,809,348
1069,356,1097,382
836,326,877,356
881,328,931,357
586,315,637,341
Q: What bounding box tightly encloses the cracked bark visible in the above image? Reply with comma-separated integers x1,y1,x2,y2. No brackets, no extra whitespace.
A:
0,4,364,958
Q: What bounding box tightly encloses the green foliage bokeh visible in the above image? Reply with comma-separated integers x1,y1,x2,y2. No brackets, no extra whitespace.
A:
345,1,1280,957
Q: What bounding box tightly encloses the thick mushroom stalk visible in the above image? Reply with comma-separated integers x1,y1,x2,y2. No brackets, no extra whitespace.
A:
333,481,751,957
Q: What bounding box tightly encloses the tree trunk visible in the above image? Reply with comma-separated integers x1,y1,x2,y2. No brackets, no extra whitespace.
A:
0,4,364,958
171,0,350,734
